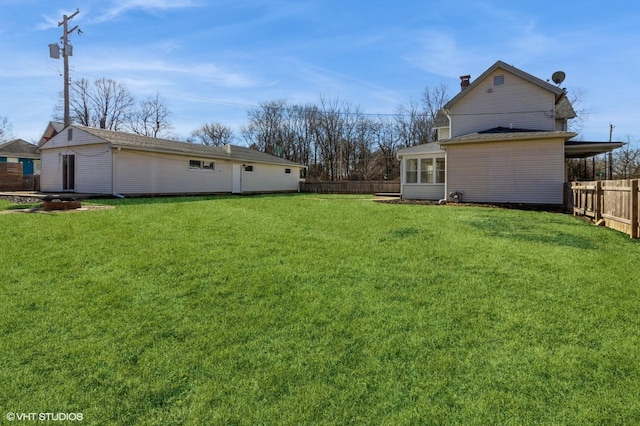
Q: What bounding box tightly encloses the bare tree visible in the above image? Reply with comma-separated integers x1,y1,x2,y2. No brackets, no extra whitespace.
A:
126,93,172,138
566,88,587,136
371,118,399,179
422,83,450,142
0,116,12,142
242,100,287,155
69,78,92,126
395,101,429,147
189,122,234,146
614,135,640,179
91,78,135,130
61,77,135,130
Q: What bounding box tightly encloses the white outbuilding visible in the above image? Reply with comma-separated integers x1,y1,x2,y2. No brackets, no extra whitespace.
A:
38,124,304,196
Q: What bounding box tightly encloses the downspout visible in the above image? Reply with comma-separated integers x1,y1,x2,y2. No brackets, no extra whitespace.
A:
111,147,125,198
396,152,404,199
441,145,448,204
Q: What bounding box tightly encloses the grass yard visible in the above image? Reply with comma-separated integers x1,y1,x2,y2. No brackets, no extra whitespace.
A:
1,194,639,425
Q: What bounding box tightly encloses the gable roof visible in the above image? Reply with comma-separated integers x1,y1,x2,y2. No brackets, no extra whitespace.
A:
49,125,303,167
444,60,567,110
38,121,65,147
0,139,39,159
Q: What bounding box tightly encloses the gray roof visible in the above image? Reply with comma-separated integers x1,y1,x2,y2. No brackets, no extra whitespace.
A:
0,139,39,159
75,126,303,167
433,110,449,128
438,127,576,145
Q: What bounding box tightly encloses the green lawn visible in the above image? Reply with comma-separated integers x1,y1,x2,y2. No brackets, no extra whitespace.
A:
1,194,639,425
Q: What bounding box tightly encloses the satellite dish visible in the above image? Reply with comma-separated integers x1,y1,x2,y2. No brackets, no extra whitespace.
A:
551,71,566,85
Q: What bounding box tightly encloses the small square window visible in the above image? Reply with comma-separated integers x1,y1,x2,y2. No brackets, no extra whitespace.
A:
244,165,253,172
189,159,202,169
202,161,215,170
285,168,291,174
494,75,505,86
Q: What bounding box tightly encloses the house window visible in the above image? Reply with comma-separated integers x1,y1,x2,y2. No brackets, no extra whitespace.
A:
436,158,445,183
285,168,291,174
420,159,434,183
494,75,505,86
67,128,73,141
405,159,418,183
190,159,215,170
244,165,254,172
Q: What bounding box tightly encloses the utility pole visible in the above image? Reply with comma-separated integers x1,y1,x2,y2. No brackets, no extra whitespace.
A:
49,9,81,128
608,123,615,180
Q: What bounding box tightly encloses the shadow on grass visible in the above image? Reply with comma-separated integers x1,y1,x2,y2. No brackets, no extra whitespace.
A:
89,192,302,206
467,213,597,250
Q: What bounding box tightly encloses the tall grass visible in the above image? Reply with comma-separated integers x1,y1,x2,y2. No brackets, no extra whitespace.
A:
1,194,639,424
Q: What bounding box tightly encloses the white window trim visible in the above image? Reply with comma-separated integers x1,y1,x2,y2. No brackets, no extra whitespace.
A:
403,156,445,185
189,159,216,171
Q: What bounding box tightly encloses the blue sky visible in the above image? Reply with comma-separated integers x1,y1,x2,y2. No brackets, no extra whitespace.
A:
1,0,639,144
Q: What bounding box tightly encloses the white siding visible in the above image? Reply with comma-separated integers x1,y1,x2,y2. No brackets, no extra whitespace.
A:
113,150,233,195
40,144,112,193
446,138,566,204
451,70,556,137
39,127,105,149
240,163,302,193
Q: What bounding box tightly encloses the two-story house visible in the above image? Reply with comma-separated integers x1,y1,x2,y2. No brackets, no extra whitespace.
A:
397,60,622,205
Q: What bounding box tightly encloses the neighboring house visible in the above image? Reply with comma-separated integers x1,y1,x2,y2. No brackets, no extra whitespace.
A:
38,124,304,196
397,60,623,205
0,139,41,175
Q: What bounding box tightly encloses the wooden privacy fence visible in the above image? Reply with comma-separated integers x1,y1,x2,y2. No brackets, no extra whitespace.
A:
301,180,400,194
0,163,40,191
0,163,23,191
571,180,639,239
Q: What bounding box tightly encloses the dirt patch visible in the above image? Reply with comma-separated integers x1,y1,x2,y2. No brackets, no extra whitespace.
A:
0,197,115,215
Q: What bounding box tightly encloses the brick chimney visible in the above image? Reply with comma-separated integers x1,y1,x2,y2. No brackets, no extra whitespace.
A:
460,75,471,91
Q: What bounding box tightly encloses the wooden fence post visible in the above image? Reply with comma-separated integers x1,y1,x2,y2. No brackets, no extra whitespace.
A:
595,180,602,222
631,179,639,239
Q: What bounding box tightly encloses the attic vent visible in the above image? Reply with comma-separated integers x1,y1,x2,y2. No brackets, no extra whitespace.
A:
494,75,505,86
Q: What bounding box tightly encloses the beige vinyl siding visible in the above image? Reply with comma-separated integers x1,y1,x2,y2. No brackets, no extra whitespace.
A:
40,144,112,193
450,70,556,137
399,153,446,200
113,150,233,195
240,163,302,193
401,184,445,200
446,138,565,204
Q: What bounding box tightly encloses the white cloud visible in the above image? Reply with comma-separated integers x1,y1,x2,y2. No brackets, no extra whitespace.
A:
94,0,200,23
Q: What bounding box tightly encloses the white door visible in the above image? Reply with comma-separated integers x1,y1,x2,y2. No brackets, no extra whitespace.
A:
232,164,242,193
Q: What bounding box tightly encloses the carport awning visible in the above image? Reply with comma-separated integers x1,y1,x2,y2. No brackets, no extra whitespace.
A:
565,141,624,158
